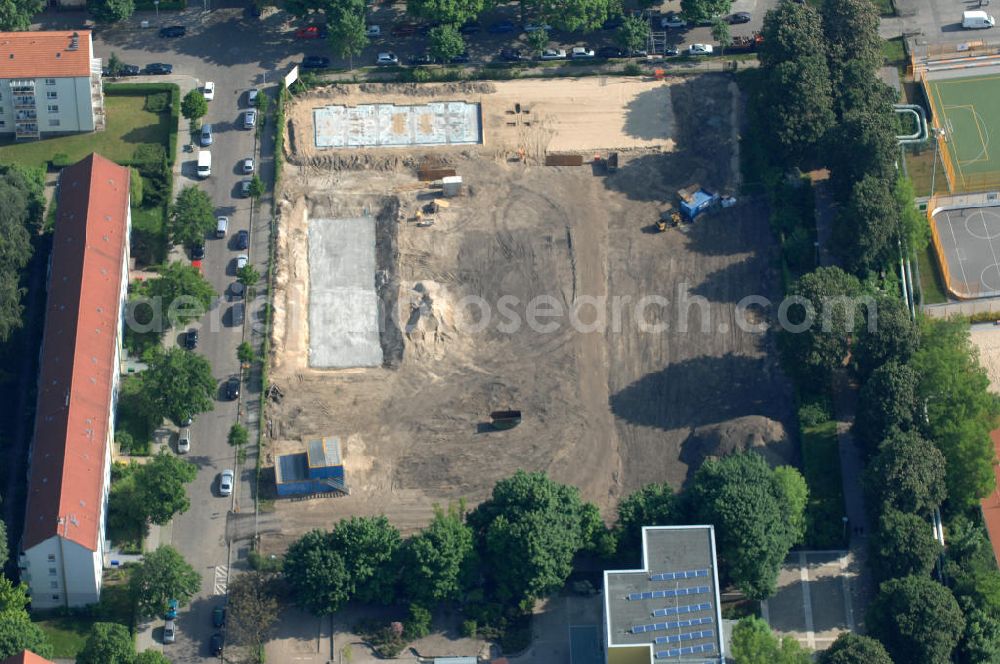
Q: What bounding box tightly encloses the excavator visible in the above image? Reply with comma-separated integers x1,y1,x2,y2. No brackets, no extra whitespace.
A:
656,207,681,232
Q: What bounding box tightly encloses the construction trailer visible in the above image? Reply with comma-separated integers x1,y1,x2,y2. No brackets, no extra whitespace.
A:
677,184,719,221
275,436,348,496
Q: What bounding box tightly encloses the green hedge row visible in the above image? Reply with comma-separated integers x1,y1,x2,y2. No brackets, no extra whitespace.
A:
104,83,180,165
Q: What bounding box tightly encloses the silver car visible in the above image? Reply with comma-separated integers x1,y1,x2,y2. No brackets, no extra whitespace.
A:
163,620,176,643
243,110,257,130
219,469,234,496
200,123,213,146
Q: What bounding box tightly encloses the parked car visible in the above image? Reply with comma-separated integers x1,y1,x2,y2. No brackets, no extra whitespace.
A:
366,24,381,37
570,46,595,59
225,377,240,401
216,216,229,238
200,123,213,147
246,88,259,106
231,302,245,326
230,281,245,300
459,21,481,34
158,25,186,38
524,22,552,32
190,243,205,261
661,13,687,28
202,81,215,101
390,23,420,36
597,46,626,58
219,468,235,494
376,52,400,65
629,48,649,57
664,47,679,56
243,109,257,129
239,180,253,198
728,11,751,23
489,20,516,33
177,428,191,454
450,52,471,63
210,633,224,657
236,229,250,250
539,48,567,60
295,24,327,39
236,254,249,270
163,620,176,643
301,55,331,69
242,158,254,174
212,607,226,628
499,48,523,61
184,328,199,349
165,599,179,620
687,43,713,55
144,63,173,75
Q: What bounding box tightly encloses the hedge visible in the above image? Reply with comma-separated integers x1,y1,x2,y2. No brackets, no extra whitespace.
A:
103,82,180,164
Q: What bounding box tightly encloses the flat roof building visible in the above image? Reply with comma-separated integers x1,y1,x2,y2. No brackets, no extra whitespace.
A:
603,526,724,664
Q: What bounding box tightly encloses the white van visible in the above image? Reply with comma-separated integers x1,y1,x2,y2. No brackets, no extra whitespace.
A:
963,10,995,28
197,151,212,178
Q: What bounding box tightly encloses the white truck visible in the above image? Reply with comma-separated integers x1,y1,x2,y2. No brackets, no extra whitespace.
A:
197,150,212,178
963,10,995,28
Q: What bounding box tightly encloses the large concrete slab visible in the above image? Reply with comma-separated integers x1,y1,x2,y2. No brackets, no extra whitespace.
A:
314,102,482,148
308,216,383,368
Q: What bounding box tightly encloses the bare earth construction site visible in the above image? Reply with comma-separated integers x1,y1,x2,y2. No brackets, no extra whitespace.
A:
264,76,794,547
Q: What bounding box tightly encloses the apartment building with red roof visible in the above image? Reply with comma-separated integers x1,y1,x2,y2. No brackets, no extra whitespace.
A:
0,31,104,140
0,651,56,664
18,153,130,609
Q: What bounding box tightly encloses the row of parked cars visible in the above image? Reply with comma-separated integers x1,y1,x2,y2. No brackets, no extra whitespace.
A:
163,600,226,656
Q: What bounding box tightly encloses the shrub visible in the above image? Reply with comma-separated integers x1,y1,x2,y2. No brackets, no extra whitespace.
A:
403,604,431,640
798,402,830,428
144,92,170,113
623,62,643,76
51,153,73,168
461,619,477,638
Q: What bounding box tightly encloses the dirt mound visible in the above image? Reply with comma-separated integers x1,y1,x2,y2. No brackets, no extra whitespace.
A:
403,281,458,361
682,416,795,474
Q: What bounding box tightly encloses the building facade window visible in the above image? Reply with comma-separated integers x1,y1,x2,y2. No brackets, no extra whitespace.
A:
44,78,55,85
46,105,57,113
46,91,57,100
51,594,59,601
47,554,56,562
48,567,57,576
49,581,58,589
48,119,60,127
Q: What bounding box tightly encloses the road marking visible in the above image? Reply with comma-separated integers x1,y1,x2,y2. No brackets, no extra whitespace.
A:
214,565,229,595
799,551,816,649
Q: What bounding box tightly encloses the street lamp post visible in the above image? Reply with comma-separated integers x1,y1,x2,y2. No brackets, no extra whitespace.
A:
153,0,159,20
842,516,849,541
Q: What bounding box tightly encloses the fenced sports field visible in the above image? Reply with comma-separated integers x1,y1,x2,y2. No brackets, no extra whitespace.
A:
924,71,1000,192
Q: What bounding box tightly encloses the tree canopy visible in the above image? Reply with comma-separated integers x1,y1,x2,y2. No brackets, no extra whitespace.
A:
138,347,216,426
834,173,901,274
820,0,881,90
0,170,39,343
686,453,807,599
468,470,600,609
870,508,941,581
868,575,965,664
407,0,485,25
730,616,811,664
818,632,893,664
283,529,352,614
87,0,134,22
169,186,216,249
140,261,216,329
853,360,920,452
403,504,474,605
428,25,466,63
912,317,1000,507
853,295,919,378
131,545,201,619
327,9,369,66
135,651,173,664
76,622,134,664
228,571,280,654
957,596,1000,664
537,0,615,32
328,516,402,604
0,611,52,660
864,429,947,515
760,1,826,67
181,89,208,126
616,482,679,559
680,0,731,24
0,0,44,31
615,15,649,53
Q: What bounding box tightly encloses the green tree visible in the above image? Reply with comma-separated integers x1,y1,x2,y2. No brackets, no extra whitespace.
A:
131,453,198,527
680,0,730,24
139,346,216,426
853,361,920,452
730,616,811,664
0,613,52,660
957,597,1000,664
76,622,133,664
129,166,144,206
404,603,432,640
0,0,44,31
870,508,940,581
820,0,881,89
686,453,806,599
537,0,614,32
329,516,402,604
169,186,216,249
229,423,249,447
237,341,255,364
248,174,264,200
87,0,134,21
896,176,930,253
327,8,369,69
711,18,732,55
106,52,124,77
868,575,965,664
136,651,173,664
759,1,825,67
0,173,36,342
428,25,466,63
527,28,550,56
238,263,261,288
131,545,201,619
778,266,865,385
468,470,598,609
615,15,649,54
142,261,216,328
228,571,280,654
403,503,474,604
181,89,208,128
773,465,808,545
912,317,1000,507
407,0,485,25
828,71,899,188
819,632,893,664
283,529,352,614
761,56,836,165
834,173,900,274
0,521,8,572
0,577,29,615
853,296,918,378
616,483,678,559
865,429,947,515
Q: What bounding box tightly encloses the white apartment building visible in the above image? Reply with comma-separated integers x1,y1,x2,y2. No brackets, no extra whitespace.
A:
19,154,130,609
0,30,103,140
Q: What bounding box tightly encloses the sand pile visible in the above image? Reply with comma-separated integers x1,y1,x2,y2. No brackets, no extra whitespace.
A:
682,416,795,472
403,281,457,360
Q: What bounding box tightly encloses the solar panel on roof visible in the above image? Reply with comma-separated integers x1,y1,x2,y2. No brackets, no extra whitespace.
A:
651,601,712,618
635,617,714,635
655,643,716,659
649,568,711,581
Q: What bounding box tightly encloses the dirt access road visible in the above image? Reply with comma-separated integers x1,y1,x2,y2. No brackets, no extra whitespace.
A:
261,75,794,549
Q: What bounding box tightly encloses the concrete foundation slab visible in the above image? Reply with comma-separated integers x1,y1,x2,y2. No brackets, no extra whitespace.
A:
314,102,482,148
308,216,383,368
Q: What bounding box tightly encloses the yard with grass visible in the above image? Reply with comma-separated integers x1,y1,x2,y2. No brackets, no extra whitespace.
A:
917,243,948,304
0,95,169,168
35,570,135,658
801,419,847,549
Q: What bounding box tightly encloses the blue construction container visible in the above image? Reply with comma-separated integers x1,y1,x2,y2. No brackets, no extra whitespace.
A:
275,437,347,496
678,185,719,221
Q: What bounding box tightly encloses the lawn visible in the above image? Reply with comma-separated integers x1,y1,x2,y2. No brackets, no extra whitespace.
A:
114,375,154,456
917,243,948,304
131,201,168,266
37,614,90,657
801,419,846,549
35,569,136,658
0,95,170,169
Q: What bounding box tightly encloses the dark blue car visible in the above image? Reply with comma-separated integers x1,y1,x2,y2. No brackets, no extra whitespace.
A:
489,20,516,33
